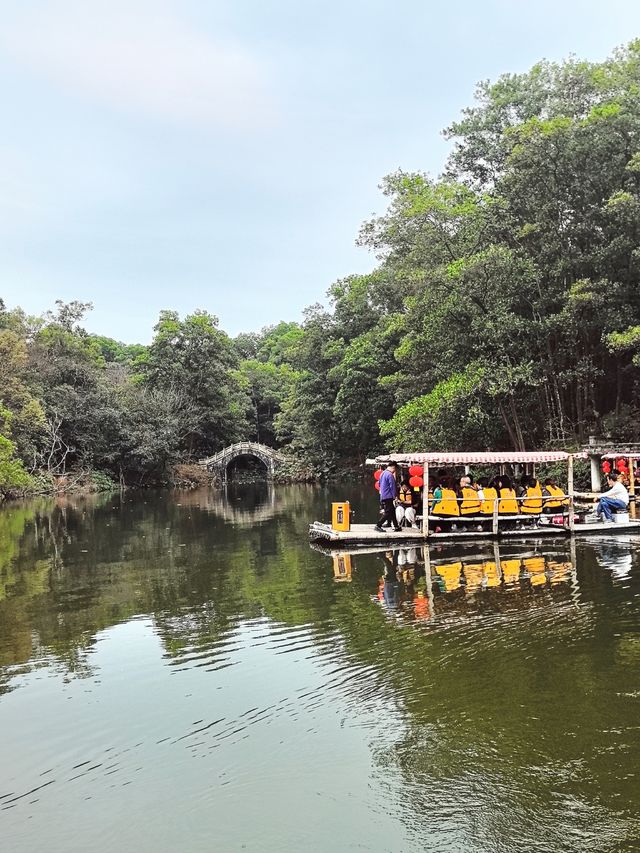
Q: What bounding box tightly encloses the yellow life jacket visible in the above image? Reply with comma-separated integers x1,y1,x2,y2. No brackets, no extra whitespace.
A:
544,484,567,509
480,487,498,515
498,488,519,514
460,486,481,515
399,486,413,506
521,482,543,514
432,488,460,516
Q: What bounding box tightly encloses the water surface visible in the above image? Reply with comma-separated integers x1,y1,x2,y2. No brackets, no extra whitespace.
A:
1,484,639,852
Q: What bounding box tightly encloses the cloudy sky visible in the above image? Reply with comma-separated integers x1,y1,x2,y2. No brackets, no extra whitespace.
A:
2,0,640,342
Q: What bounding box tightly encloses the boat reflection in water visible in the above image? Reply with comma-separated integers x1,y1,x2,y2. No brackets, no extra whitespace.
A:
316,540,583,624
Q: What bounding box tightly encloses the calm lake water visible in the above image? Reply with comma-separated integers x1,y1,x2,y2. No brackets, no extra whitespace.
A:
1,483,640,852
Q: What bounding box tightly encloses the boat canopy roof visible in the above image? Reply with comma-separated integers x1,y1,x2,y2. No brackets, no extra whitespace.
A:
369,451,580,466
602,452,640,459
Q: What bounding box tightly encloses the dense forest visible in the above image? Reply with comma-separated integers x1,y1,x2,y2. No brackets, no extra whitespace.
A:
4,41,640,496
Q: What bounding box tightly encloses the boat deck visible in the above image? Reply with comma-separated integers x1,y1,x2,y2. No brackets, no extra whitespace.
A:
309,518,640,546
309,522,424,546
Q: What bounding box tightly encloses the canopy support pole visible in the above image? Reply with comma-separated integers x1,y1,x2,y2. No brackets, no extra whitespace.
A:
492,498,499,537
629,463,636,519
568,455,575,532
422,462,429,538
590,454,602,492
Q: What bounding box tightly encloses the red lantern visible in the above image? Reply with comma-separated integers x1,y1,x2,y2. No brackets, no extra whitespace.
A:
617,457,627,472
374,469,382,481
375,481,380,491
602,460,611,474
409,465,423,477
409,475,424,488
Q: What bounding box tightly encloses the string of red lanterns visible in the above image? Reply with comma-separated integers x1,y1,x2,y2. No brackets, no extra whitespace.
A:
372,464,425,491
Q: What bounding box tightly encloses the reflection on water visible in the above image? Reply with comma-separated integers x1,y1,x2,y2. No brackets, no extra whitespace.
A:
355,543,577,624
1,485,640,852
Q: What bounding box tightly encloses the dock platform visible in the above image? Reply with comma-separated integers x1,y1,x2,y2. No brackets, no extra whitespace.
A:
309,519,640,547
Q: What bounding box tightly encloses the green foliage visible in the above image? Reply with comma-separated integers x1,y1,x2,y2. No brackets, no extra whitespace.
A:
5,40,640,485
380,366,493,451
0,436,34,497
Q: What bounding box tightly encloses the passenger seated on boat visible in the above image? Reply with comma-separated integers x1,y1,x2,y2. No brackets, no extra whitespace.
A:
593,471,629,522
478,478,498,515
521,476,543,514
460,476,481,516
396,478,418,528
542,478,567,512
431,480,460,516
495,476,519,514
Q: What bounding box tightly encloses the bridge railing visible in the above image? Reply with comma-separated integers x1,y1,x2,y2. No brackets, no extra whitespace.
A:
198,441,285,468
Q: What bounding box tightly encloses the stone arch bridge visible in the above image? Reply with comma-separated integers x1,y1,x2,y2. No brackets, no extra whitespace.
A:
198,442,286,482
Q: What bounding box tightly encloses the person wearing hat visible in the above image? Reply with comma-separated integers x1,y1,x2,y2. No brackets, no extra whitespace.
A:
375,461,401,532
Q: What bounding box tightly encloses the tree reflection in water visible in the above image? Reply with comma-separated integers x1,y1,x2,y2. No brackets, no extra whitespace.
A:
1,487,639,851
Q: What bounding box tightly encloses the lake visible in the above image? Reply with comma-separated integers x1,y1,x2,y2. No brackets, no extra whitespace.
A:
1,484,640,852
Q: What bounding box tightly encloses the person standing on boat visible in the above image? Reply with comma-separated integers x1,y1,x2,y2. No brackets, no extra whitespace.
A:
593,471,629,522
375,461,402,532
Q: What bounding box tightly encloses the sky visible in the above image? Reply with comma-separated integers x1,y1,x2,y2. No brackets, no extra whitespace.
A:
2,0,640,343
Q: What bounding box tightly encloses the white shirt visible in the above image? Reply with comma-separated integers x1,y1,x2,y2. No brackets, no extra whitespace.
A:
601,481,629,505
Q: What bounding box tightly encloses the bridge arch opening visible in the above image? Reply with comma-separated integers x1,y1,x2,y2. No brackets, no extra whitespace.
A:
226,454,271,482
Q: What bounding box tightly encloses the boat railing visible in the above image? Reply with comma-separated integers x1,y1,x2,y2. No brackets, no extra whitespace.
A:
424,494,573,535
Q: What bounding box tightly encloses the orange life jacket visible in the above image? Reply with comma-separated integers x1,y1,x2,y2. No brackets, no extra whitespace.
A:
543,484,567,509
399,486,413,505
480,487,498,515
432,488,460,516
521,482,543,514
498,488,519,514
460,486,481,515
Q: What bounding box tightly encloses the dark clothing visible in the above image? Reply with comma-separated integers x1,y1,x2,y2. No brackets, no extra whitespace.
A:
376,498,400,531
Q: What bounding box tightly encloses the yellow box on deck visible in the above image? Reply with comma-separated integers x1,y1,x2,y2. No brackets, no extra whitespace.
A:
331,501,351,531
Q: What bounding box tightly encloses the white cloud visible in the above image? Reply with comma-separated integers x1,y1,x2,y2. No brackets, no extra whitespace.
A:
0,0,275,130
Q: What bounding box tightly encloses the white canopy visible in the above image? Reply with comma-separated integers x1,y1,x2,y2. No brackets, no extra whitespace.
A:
370,451,581,466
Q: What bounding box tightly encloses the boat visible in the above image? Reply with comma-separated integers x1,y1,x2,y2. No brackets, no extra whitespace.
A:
309,450,640,546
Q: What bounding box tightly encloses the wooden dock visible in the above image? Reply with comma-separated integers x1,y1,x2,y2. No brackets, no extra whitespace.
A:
309,522,424,546
308,519,640,547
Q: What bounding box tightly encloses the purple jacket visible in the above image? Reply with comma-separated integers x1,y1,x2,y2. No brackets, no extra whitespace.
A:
379,469,397,501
